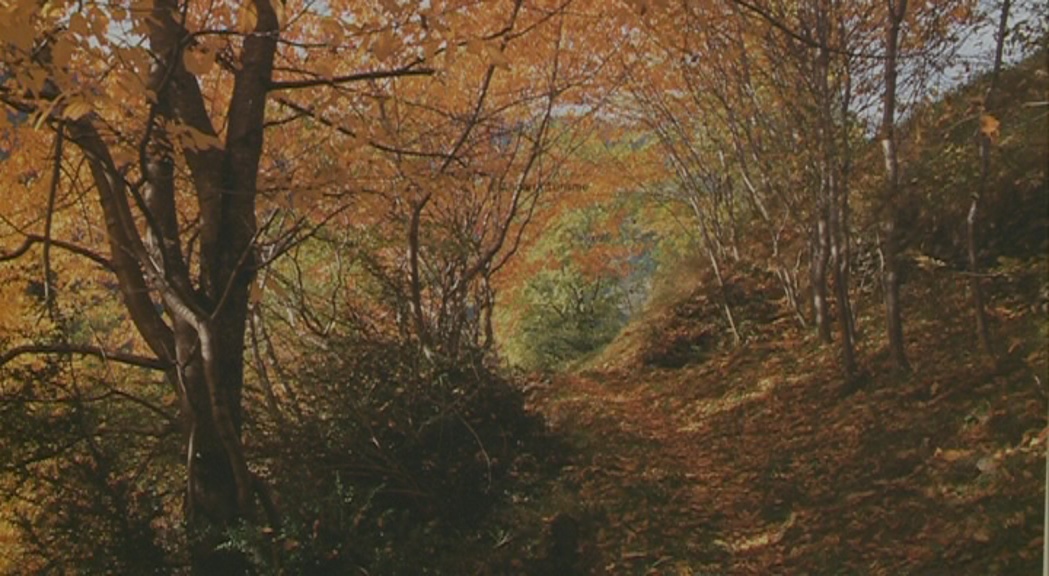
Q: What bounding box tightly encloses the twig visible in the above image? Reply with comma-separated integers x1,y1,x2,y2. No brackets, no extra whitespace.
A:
267,65,433,91
42,126,64,316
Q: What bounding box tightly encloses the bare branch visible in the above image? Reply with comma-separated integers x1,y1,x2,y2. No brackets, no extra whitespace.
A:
270,95,461,162
42,127,64,312
267,65,434,91
66,117,176,364
0,234,114,271
0,343,169,371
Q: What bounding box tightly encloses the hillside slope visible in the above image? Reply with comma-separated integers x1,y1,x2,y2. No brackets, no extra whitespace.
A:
512,47,1049,576
526,263,1047,574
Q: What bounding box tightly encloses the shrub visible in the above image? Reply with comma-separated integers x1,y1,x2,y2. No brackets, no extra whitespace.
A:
247,338,554,574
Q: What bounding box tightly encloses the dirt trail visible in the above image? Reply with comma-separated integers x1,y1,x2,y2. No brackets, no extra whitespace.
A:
537,360,803,575
530,333,1045,575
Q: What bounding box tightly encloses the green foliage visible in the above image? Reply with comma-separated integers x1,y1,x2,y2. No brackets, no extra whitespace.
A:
501,202,656,370
516,266,627,370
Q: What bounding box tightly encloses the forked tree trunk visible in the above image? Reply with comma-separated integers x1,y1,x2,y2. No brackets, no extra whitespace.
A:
810,0,859,381
62,1,282,572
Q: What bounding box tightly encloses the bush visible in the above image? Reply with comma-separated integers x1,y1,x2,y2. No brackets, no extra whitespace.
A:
247,338,555,574
0,360,175,575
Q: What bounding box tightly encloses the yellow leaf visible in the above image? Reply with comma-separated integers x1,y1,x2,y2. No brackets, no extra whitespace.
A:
269,278,288,301
444,41,458,67
238,2,258,34
371,31,398,61
249,279,263,304
312,57,336,79
951,4,972,22
935,448,971,463
979,114,1000,142
88,9,109,36
320,19,344,44
52,38,74,68
62,98,92,120
422,37,441,62
68,13,89,36
182,47,214,76
6,21,35,50
486,46,510,70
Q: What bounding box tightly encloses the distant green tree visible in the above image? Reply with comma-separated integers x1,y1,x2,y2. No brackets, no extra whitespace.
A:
505,203,654,370
518,265,626,370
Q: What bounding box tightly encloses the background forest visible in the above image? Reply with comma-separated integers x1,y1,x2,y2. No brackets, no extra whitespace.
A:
0,0,1046,574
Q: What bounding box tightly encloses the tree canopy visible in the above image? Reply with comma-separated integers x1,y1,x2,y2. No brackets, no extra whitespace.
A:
1,0,1046,573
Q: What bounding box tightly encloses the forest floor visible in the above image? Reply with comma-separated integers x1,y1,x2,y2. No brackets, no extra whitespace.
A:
523,272,1047,575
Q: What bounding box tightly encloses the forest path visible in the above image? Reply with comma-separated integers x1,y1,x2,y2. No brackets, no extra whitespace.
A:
528,330,1045,575
533,343,809,575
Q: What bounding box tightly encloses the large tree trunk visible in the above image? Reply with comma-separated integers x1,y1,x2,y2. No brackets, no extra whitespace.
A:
62,1,282,572
181,346,253,575
68,116,260,574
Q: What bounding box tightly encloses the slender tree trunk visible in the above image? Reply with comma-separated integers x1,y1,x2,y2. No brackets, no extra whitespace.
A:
967,196,992,352
829,197,858,376
689,197,742,344
830,28,858,377
836,28,859,346
814,0,844,365
480,274,496,351
707,243,742,345
811,215,833,343
810,0,859,380
879,0,911,372
969,0,1011,360
880,210,908,368
777,266,807,328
